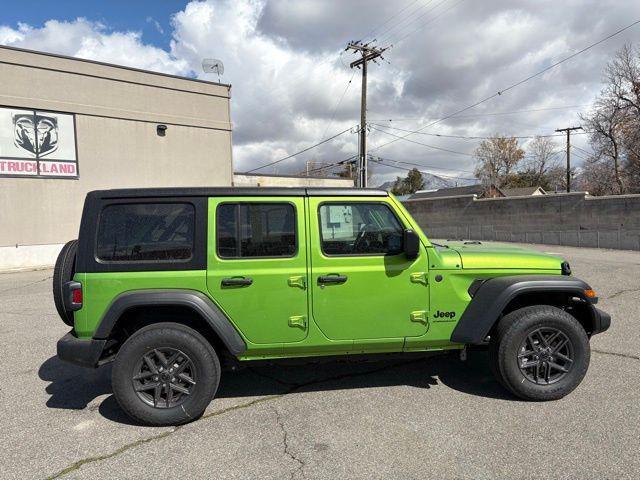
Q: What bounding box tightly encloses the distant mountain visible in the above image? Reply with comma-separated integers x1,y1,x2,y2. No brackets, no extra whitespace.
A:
378,172,475,191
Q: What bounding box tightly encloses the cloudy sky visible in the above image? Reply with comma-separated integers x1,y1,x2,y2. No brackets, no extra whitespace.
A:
1,0,639,186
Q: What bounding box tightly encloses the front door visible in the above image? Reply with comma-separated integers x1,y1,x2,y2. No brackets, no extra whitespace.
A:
207,197,308,344
309,198,430,342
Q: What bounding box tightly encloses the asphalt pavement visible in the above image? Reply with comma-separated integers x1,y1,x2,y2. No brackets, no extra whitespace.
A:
0,243,638,479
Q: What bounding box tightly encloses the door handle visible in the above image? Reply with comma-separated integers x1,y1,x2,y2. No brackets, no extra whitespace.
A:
221,277,253,287
318,274,348,285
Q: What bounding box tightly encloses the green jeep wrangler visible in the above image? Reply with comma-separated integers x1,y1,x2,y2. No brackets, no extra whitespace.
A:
54,187,610,426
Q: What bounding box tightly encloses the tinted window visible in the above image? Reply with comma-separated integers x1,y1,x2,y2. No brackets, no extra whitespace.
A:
319,203,403,256
217,203,296,258
97,203,194,262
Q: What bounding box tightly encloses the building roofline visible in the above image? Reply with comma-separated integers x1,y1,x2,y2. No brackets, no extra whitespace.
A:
0,44,231,89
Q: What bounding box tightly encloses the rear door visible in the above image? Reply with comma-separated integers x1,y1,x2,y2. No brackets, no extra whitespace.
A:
206,196,308,344
308,197,430,344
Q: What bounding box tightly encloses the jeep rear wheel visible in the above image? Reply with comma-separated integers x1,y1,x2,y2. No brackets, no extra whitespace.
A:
489,305,590,401
112,322,220,426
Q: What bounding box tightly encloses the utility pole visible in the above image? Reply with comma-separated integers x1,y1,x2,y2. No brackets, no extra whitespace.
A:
346,41,387,188
555,126,583,193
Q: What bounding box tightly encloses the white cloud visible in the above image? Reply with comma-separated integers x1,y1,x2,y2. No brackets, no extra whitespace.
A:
0,18,189,75
146,16,164,35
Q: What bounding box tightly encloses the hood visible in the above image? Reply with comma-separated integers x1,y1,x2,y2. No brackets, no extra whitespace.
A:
437,241,564,270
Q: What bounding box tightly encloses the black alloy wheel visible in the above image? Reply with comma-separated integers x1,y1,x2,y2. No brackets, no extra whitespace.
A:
133,347,197,409
517,327,574,385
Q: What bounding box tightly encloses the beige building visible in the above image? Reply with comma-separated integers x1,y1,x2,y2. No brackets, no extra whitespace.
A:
0,46,233,270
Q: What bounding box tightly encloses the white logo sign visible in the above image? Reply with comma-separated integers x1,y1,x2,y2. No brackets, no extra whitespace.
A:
0,107,77,179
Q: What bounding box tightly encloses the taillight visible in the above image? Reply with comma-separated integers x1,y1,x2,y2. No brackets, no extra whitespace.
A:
64,281,83,311
72,288,83,305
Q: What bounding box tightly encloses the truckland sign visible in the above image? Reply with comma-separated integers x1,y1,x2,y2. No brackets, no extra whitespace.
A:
0,107,78,179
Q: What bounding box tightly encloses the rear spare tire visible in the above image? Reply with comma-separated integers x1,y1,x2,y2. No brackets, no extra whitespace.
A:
53,239,78,327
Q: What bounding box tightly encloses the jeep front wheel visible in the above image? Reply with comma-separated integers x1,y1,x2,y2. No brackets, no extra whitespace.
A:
112,322,220,426
489,305,590,401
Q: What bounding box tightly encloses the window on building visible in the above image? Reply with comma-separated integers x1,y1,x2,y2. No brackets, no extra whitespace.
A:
319,203,404,256
217,203,297,258
97,203,195,262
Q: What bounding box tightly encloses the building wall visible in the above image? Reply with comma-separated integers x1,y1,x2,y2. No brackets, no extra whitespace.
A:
0,46,233,270
403,192,640,251
233,173,355,188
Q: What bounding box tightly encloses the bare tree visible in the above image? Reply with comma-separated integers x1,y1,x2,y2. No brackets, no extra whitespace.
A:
581,43,640,194
581,99,626,194
605,44,640,118
521,136,563,187
580,156,620,196
474,135,524,187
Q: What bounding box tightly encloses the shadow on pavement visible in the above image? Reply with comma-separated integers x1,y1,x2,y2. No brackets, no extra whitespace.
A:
39,349,516,425
216,349,515,402
39,356,112,410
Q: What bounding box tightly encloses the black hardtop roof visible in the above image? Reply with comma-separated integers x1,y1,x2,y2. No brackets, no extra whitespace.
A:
89,187,388,200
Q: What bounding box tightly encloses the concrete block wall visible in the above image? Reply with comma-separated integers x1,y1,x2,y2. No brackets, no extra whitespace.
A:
403,192,640,251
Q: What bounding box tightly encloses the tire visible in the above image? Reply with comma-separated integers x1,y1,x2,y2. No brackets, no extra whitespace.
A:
112,322,221,426
52,240,78,327
489,305,590,401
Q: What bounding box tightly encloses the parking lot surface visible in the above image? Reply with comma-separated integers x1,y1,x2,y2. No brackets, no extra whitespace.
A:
1,243,638,479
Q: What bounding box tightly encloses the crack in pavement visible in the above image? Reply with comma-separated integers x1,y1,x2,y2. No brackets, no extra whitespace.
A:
272,405,305,480
0,275,52,294
45,358,423,479
606,286,640,300
592,348,640,361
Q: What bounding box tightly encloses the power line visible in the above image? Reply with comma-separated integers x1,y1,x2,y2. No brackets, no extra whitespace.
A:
320,71,357,140
572,144,594,157
371,122,588,140
371,0,436,43
370,154,475,173
370,125,474,156
371,126,571,160
371,18,640,153
369,104,592,122
359,0,421,43
384,0,467,46
304,154,359,175
378,0,445,44
371,156,477,181
245,126,355,173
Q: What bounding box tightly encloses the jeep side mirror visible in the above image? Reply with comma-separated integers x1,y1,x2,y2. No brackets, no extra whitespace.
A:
403,229,420,260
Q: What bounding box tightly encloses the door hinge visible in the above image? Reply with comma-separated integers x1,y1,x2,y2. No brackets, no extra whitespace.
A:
288,315,307,329
410,310,428,325
410,272,428,285
287,275,306,290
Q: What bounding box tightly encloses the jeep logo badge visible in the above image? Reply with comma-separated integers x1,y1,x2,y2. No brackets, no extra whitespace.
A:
434,310,456,319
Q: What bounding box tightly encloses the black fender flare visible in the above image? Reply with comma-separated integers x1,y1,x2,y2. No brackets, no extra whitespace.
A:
93,289,246,356
450,275,595,344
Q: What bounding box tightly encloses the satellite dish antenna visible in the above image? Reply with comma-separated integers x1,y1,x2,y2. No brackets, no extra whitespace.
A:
202,58,224,82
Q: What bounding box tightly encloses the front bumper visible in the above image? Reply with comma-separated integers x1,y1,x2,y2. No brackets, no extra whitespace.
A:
57,331,106,368
591,306,611,335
